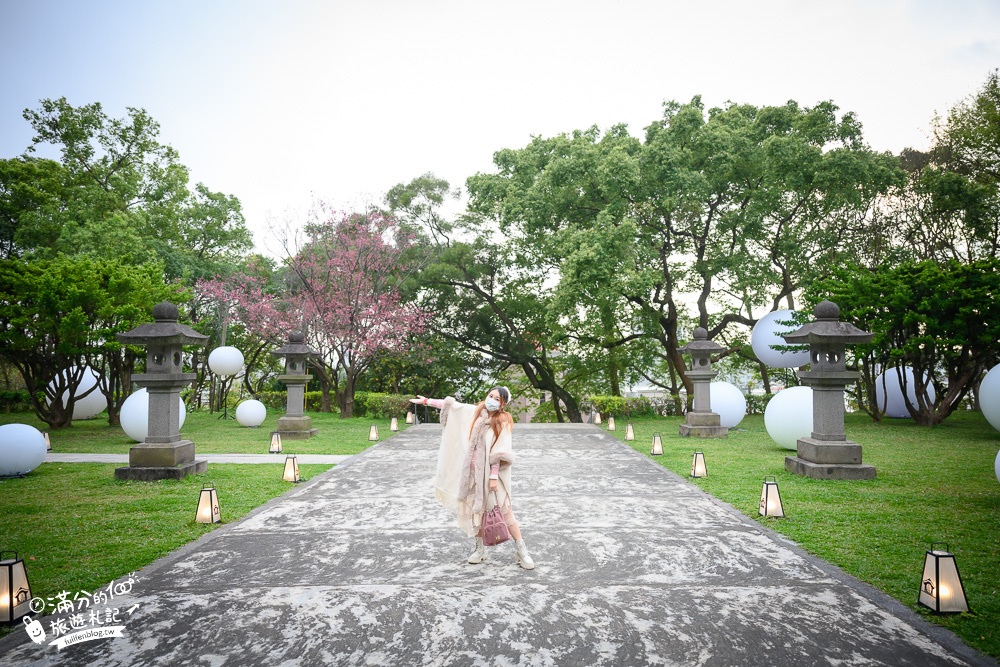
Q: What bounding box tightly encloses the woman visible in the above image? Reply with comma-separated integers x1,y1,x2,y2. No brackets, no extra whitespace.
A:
411,387,535,569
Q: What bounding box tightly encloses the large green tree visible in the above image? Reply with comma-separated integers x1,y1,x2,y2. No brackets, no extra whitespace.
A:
18,97,251,278
816,259,1000,426
467,98,902,408
0,255,180,428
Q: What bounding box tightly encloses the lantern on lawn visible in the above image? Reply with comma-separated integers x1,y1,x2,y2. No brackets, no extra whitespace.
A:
0,552,31,624
195,484,221,524
283,455,300,483
759,476,784,517
691,450,708,478
607,417,616,431
269,431,282,454
593,412,602,425
625,423,635,441
369,425,379,441
405,407,414,425
390,417,399,432
918,543,969,613
651,433,663,456
43,433,51,452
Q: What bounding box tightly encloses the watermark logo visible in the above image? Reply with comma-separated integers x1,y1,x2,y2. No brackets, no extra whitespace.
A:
22,573,141,651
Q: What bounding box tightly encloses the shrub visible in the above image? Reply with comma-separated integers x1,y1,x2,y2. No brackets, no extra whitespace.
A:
587,395,678,418
352,392,412,419
257,390,331,413
0,389,31,413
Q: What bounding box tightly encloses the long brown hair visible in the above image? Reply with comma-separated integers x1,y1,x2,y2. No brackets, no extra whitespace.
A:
469,387,513,441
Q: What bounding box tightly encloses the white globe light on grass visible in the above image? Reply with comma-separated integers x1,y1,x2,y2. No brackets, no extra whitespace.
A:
751,309,810,368
709,381,747,428
978,364,1000,432
235,399,267,427
874,367,937,419
0,424,47,477
995,449,1000,485
46,366,106,420
764,386,813,451
208,346,244,377
119,388,187,442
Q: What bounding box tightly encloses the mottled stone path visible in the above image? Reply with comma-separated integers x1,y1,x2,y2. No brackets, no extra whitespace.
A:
1,424,994,666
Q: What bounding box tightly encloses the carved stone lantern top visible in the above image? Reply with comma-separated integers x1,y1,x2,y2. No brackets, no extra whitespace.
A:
271,332,319,360
783,300,873,378
679,327,724,371
116,301,209,348
272,331,319,377
781,301,873,347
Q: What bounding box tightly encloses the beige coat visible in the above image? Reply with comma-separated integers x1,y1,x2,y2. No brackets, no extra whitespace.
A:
434,397,514,537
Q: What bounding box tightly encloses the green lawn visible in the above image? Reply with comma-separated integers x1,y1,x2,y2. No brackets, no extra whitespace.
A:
0,409,404,637
3,407,998,660
0,409,407,455
608,411,1000,660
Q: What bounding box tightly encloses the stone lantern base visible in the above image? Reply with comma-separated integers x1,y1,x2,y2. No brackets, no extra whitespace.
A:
679,412,729,438
785,437,876,480
114,440,208,481
275,415,318,440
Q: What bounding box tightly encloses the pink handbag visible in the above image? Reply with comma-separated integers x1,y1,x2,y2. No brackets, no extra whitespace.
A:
482,488,511,546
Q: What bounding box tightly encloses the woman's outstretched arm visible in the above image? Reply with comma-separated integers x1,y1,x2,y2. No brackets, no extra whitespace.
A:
410,395,445,409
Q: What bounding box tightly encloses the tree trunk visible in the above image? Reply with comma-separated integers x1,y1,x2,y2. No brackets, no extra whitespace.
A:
339,371,357,419
608,348,621,397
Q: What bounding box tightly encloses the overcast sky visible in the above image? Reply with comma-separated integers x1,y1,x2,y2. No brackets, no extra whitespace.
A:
2,0,999,255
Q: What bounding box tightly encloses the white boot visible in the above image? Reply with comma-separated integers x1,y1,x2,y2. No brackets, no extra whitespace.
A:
468,538,486,564
514,539,535,570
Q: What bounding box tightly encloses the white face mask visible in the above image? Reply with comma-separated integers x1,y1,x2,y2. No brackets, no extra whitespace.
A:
484,397,501,412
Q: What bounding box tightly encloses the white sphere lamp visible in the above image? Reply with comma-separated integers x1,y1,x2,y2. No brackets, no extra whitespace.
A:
235,399,267,427
0,424,47,477
764,386,814,450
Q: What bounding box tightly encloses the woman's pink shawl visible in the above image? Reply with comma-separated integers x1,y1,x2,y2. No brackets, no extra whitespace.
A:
434,397,514,536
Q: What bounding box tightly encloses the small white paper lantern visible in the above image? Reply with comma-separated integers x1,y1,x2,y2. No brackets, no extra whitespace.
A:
690,450,707,478
918,544,969,613
624,423,635,441
751,310,810,368
269,432,282,454
593,412,602,425
0,424,47,477
405,411,414,425
651,433,663,456
195,484,221,524
759,476,785,517
119,388,187,442
390,417,399,432
283,455,300,482
0,552,32,623
369,424,379,441
235,399,267,427
208,346,244,377
607,416,616,431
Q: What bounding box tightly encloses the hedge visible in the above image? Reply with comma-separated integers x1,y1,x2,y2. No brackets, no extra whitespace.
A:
255,390,412,418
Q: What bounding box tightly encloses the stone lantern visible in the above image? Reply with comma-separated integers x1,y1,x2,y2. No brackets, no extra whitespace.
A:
782,300,876,480
678,327,728,438
114,302,208,481
271,332,319,439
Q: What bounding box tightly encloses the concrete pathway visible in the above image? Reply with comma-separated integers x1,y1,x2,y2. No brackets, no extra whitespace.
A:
1,424,994,666
43,453,352,465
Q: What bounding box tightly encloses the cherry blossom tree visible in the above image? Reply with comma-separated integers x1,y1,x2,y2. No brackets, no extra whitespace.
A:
285,208,427,417
195,258,293,404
